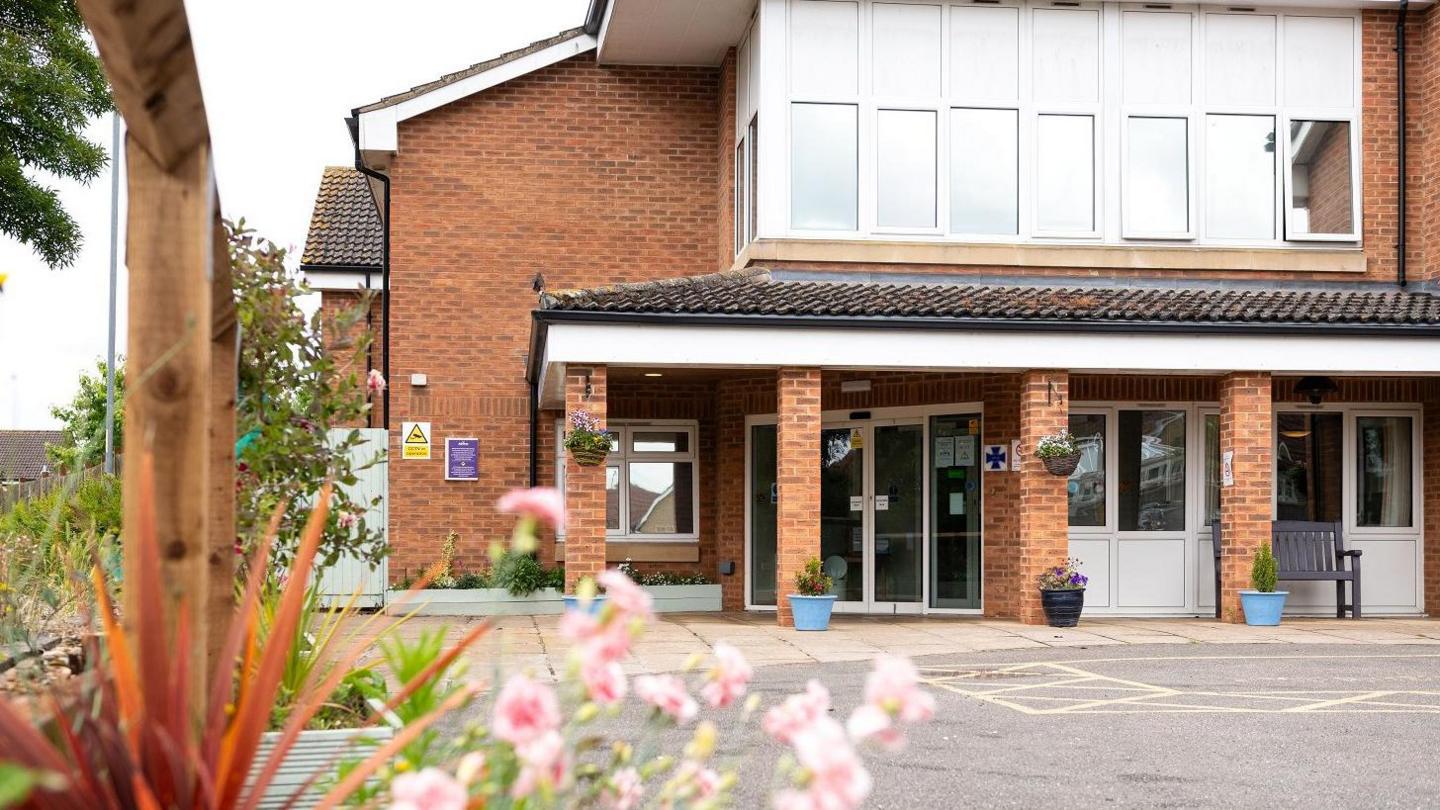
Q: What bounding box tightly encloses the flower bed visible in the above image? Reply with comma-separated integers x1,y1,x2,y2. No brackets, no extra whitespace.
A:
386,584,722,616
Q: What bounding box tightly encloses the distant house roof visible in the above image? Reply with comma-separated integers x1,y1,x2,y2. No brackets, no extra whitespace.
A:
540,269,1440,330
355,27,589,114
300,167,383,269
0,430,62,482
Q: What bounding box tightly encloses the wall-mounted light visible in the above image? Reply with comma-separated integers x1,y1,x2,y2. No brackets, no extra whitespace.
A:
1294,376,1338,405
840,379,871,393
644,372,663,378
410,373,428,387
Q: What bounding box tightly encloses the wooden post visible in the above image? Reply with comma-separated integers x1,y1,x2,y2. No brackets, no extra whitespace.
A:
121,136,213,681
208,215,237,666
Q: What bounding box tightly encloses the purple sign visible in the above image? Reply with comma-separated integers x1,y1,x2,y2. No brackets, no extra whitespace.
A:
445,437,479,481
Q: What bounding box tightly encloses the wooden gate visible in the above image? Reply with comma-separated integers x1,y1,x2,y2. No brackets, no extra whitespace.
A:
316,428,388,609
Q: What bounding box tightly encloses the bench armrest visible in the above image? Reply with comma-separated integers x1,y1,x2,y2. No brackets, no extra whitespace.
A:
1338,549,1363,558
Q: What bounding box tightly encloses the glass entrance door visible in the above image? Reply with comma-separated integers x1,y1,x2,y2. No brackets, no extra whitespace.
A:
872,424,923,611
820,427,866,607
929,414,983,609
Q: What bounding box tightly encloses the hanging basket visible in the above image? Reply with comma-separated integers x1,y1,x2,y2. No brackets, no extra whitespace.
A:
569,445,610,467
1041,452,1081,477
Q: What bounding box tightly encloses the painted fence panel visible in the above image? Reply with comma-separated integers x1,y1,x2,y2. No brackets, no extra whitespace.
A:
316,428,388,608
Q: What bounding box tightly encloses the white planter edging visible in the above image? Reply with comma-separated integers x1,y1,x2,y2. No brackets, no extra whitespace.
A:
244,726,393,809
645,584,722,613
387,587,565,616
386,584,722,616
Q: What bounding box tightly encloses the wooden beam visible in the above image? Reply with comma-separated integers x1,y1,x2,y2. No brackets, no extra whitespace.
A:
122,135,213,683
75,0,210,170
207,211,237,668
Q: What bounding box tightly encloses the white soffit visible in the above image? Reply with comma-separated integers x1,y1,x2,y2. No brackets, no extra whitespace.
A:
302,269,384,291
357,33,598,155
543,322,1440,377
597,0,756,66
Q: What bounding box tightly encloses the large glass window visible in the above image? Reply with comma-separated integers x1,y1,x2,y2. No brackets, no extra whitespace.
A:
1124,117,1189,237
1275,412,1342,523
1036,114,1095,233
1287,120,1355,239
1118,410,1186,532
1205,115,1275,240
1356,416,1414,527
1204,414,1220,527
950,108,1018,235
557,422,699,540
791,103,858,230
876,109,936,228
1068,413,1107,527
750,424,778,606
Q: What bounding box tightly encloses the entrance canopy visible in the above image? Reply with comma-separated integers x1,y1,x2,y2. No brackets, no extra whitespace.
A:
530,269,1440,406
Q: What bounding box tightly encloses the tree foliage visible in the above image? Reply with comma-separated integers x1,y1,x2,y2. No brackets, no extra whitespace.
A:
230,219,385,570
0,0,113,268
46,358,122,472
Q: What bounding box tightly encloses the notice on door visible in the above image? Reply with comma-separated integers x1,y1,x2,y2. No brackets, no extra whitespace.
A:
956,436,976,466
935,437,955,468
401,421,431,460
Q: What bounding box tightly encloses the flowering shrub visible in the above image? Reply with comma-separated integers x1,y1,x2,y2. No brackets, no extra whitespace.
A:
1037,557,1089,591
378,488,934,809
562,409,611,458
616,559,714,586
1033,432,1079,459
793,557,833,597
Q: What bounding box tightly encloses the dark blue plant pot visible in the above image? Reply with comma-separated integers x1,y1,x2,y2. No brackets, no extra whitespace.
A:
789,594,837,631
1240,590,1288,626
563,594,608,615
1040,588,1085,628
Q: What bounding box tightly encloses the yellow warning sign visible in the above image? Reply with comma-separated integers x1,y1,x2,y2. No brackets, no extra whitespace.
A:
401,421,431,460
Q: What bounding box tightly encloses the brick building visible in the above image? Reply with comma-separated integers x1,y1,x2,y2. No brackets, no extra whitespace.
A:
303,0,1440,625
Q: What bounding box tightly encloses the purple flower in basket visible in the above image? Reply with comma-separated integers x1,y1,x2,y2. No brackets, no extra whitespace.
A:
569,409,604,434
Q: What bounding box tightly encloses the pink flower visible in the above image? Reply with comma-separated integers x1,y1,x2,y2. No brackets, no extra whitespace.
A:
673,760,724,801
569,614,633,664
492,674,561,746
598,568,653,619
497,487,566,532
700,642,753,708
337,510,358,530
389,767,466,810
863,655,935,724
367,369,386,395
762,680,831,744
559,608,600,643
845,704,903,750
605,767,644,810
511,729,567,798
582,659,628,705
634,674,697,724
785,717,873,810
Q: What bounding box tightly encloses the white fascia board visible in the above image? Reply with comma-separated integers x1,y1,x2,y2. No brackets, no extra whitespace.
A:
357,33,597,156
303,269,384,291
543,322,1440,376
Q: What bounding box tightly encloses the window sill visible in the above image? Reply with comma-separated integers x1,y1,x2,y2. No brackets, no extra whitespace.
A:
735,237,1366,275
556,539,700,564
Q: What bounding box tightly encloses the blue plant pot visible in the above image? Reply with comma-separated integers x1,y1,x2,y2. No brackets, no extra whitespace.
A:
563,594,608,615
1240,590,1289,626
789,594,837,631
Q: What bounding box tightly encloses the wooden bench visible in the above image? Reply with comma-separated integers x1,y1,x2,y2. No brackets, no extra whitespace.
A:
1211,520,1363,619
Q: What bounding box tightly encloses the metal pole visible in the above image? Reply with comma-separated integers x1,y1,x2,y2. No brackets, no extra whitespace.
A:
104,111,120,474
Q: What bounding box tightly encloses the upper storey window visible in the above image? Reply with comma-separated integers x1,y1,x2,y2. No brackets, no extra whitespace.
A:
775,0,1360,247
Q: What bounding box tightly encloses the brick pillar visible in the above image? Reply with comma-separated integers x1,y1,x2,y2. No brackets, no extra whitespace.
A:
1018,370,1070,625
776,368,821,627
564,365,607,594
1424,379,1440,615
1218,372,1273,623
981,373,1022,618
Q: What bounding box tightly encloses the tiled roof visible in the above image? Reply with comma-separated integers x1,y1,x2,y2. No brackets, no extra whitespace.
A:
0,430,62,481
355,28,587,114
300,167,382,268
540,268,1440,328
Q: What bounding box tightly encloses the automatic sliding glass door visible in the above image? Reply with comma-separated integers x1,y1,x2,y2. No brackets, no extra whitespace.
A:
929,414,982,609
873,424,923,611
820,427,866,607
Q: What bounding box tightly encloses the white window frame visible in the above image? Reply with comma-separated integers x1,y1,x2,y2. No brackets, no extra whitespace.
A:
555,419,702,543
759,0,1362,250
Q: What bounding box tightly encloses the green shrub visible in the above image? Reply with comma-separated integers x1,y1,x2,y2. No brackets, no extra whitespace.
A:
1250,542,1278,593
493,552,548,597
793,558,832,597
454,571,491,589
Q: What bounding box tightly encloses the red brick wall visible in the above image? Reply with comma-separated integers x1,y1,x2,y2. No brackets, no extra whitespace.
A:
1017,371,1071,624
776,368,822,627
1218,372,1274,623
564,366,607,592
1304,121,1356,235
319,290,384,429
381,55,720,581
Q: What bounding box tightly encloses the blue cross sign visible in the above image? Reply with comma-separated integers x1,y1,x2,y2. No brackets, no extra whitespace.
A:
983,444,1008,471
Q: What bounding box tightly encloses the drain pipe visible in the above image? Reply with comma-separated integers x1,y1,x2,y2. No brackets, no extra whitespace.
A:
349,115,393,428
1397,0,1410,288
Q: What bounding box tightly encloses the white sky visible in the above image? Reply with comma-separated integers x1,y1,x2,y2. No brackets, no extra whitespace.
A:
0,0,587,428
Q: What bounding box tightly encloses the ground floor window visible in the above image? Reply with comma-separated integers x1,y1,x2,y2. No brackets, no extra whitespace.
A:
556,420,700,541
